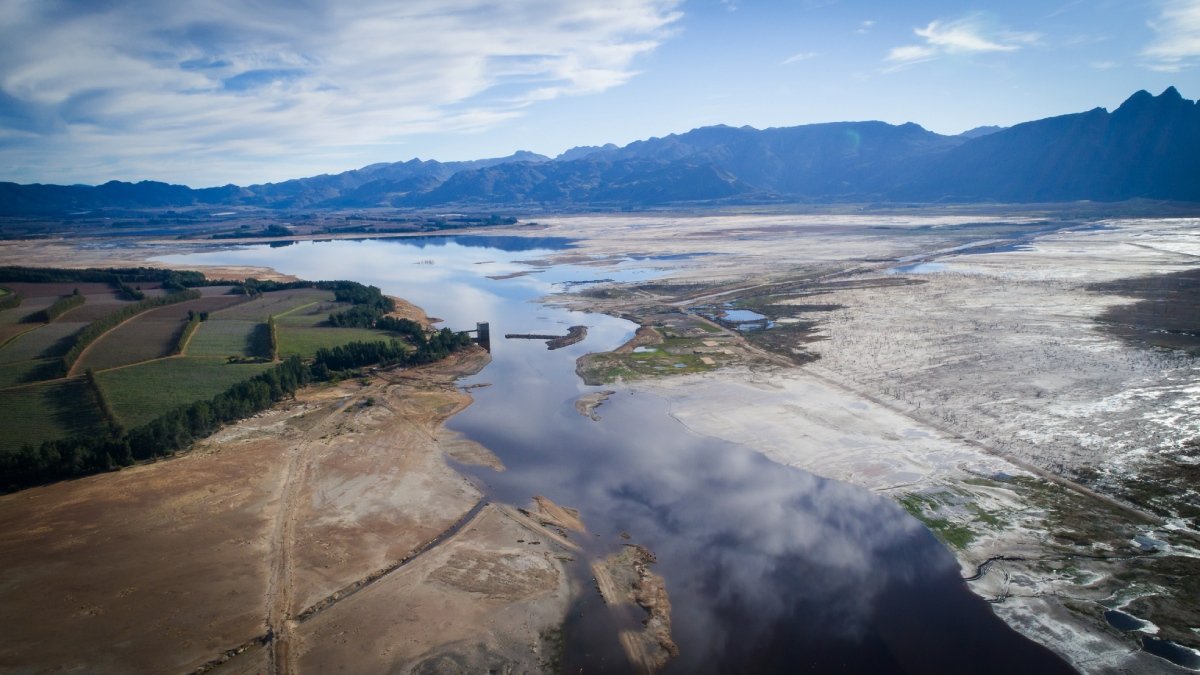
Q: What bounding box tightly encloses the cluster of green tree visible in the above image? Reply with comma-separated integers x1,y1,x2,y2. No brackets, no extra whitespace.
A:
234,277,389,305
0,289,19,311
309,327,471,378
27,290,84,322
174,311,206,355
229,277,394,327
326,304,380,327
267,315,279,360
329,282,392,312
0,358,312,491
111,277,145,301
374,316,426,340
60,290,202,373
0,265,208,290
326,286,395,327
211,224,292,240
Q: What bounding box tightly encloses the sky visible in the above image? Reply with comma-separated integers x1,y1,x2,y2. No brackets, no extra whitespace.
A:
0,0,1197,187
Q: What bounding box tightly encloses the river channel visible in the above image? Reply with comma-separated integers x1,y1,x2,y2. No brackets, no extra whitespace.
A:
161,236,1076,674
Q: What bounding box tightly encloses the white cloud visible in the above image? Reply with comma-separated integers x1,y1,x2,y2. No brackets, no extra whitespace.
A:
0,0,683,185
856,20,875,35
1142,0,1200,71
884,45,938,66
782,51,817,65
883,16,1038,71
915,20,1019,53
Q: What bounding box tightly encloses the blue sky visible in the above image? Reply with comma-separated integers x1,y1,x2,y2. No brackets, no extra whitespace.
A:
0,0,1196,187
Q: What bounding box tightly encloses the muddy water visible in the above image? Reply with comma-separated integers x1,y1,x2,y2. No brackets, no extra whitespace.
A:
160,237,1075,674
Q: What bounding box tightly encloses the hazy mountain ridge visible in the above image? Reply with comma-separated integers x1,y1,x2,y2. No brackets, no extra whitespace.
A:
1,87,1195,214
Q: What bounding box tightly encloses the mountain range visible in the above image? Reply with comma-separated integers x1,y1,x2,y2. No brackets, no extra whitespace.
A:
1,87,1196,215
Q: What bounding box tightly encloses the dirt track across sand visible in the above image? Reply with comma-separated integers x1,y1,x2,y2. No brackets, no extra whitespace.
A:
0,345,577,674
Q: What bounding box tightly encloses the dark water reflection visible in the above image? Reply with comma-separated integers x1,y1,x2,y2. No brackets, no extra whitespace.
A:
453,351,1075,674
159,237,1076,674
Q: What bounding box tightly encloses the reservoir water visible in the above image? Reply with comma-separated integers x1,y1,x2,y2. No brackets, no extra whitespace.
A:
160,236,1076,674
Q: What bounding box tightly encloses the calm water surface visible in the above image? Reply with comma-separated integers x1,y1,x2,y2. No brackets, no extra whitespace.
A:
160,237,1075,674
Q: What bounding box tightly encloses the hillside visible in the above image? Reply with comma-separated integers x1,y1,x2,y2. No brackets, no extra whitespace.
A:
0,87,1195,214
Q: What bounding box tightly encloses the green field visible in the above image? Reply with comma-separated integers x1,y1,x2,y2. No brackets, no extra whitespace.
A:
186,319,267,358
0,320,86,363
0,296,54,344
0,358,61,389
273,298,389,357
215,288,334,321
0,379,107,454
277,324,390,357
96,356,275,428
76,296,247,373
0,320,89,386
1,281,398,455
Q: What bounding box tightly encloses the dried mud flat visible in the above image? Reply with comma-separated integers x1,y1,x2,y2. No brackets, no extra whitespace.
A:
536,214,1200,673
0,345,576,674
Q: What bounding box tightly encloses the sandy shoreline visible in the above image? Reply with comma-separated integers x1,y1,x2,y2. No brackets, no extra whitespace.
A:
0,346,584,673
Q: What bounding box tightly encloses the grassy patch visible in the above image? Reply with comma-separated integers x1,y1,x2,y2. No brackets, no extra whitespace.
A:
77,296,244,373
1007,476,1143,550
186,319,265,358
0,358,62,389
215,288,334,321
96,356,275,429
578,336,726,384
967,503,1005,528
271,297,390,357
898,493,977,549
0,379,107,455
0,321,89,387
0,321,87,363
277,325,388,357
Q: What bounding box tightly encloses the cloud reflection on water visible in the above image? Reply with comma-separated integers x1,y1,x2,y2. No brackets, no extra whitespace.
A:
159,236,1073,674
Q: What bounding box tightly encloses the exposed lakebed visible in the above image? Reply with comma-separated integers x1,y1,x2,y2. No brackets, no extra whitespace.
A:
160,236,1075,673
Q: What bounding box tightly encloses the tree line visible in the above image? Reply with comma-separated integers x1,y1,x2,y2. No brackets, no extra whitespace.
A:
310,327,471,378
0,265,208,292
0,357,312,490
174,310,207,355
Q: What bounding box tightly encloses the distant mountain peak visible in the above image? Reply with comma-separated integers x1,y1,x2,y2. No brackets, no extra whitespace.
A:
556,143,619,161
958,125,1005,139
1116,85,1190,115
506,150,550,163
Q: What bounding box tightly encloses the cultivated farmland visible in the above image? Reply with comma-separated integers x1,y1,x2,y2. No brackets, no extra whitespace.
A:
0,272,412,482
96,356,275,428
186,319,267,358
0,320,88,387
75,294,248,372
216,287,334,321
0,379,106,454
275,300,392,356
